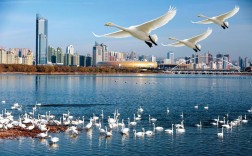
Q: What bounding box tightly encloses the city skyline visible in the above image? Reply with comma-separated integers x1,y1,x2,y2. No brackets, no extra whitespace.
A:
0,0,252,59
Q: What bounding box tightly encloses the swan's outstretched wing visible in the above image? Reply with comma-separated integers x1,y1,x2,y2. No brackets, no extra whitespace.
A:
135,6,177,33
215,6,239,21
191,19,213,24
162,42,184,47
187,28,212,44
92,30,131,38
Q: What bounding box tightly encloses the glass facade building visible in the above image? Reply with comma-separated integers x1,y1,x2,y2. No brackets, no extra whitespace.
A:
36,14,48,64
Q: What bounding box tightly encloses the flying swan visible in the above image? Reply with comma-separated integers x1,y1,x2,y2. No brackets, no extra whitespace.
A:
93,6,177,48
162,28,212,52
191,6,239,29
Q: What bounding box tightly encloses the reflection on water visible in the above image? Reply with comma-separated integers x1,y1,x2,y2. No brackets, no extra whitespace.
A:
0,74,252,155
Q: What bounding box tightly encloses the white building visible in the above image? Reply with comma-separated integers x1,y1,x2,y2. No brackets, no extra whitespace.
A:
66,45,74,55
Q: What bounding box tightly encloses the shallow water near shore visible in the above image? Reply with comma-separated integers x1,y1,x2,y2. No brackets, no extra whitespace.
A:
0,74,252,155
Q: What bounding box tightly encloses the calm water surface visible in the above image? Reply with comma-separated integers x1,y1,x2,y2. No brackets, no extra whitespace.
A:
0,74,252,155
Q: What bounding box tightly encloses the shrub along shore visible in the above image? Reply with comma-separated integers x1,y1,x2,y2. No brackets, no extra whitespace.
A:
0,64,156,74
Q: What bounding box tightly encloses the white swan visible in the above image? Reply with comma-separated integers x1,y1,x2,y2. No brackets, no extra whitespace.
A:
149,115,157,122
85,119,93,130
175,120,185,133
153,123,163,131
93,6,176,48
194,104,199,109
138,106,144,113
167,107,170,114
128,117,137,126
165,124,174,134
204,104,209,110
195,121,202,128
162,28,212,52
133,128,145,137
217,127,224,138
105,126,112,137
191,6,239,29
248,107,252,113
48,135,59,144
120,124,130,135
145,129,154,136
37,128,50,138
242,114,248,123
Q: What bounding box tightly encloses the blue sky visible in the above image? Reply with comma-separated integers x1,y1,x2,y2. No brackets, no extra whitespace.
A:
0,0,252,60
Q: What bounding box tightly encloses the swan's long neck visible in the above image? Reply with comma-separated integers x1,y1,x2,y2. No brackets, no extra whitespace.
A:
198,14,211,20
111,24,128,32
169,37,182,43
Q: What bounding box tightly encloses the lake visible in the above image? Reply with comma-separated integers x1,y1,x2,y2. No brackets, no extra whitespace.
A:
0,74,252,155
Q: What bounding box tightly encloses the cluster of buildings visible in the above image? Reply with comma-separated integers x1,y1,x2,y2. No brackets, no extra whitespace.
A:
0,14,251,71
0,48,33,65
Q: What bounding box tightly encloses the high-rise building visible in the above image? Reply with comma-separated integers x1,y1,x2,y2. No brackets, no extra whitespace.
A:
92,42,108,66
48,46,56,63
151,55,156,62
223,56,228,69
66,45,74,55
36,14,48,65
167,52,174,64
56,47,64,64
0,49,7,64
72,53,79,66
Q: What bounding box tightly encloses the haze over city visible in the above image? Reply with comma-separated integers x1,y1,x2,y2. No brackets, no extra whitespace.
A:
0,0,252,59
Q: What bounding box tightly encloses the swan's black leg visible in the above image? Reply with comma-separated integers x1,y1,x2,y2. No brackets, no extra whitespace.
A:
145,41,152,48
221,25,226,29
193,48,198,52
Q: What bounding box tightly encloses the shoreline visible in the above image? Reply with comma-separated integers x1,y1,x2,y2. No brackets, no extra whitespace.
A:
0,71,251,76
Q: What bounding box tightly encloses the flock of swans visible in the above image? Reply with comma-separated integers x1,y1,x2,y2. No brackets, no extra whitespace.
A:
93,5,239,52
0,100,251,145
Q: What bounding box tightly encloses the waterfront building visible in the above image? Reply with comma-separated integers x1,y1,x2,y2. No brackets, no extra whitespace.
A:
97,61,157,69
86,55,92,67
72,53,80,66
139,55,148,61
151,55,156,62
64,53,72,66
223,56,228,69
128,51,138,60
93,42,108,66
185,56,190,64
66,45,74,55
22,50,33,65
108,51,126,61
0,49,7,64
167,52,174,64
36,14,48,65
6,51,16,64
56,47,64,64
238,56,244,70
48,46,56,63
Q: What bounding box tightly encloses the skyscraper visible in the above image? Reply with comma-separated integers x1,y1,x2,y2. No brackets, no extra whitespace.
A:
167,52,174,64
66,45,74,55
92,42,108,66
36,14,48,65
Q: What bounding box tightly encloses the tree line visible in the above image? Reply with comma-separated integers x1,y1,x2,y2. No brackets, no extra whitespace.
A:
0,64,150,73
